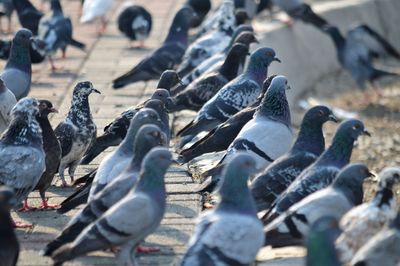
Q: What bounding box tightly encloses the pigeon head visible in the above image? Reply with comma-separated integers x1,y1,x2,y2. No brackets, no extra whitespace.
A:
157,70,182,91
256,75,291,127
13,28,33,45
38,100,58,118
219,43,250,80
335,119,370,142
165,6,194,44
234,31,258,46
332,163,373,205
304,105,337,125
235,8,249,26
306,216,341,266
0,186,16,211
231,24,254,43
11,97,39,117
72,81,101,98
245,47,280,83
151,89,173,109
377,167,400,190
144,99,168,117
7,28,33,71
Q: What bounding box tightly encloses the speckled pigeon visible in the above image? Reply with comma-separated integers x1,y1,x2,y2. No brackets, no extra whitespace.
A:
250,105,337,211
264,163,372,247
0,78,16,134
55,81,100,187
262,119,371,224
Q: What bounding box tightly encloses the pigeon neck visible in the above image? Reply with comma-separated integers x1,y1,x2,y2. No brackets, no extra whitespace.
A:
219,51,245,81
317,134,354,167
245,61,268,86
255,88,291,128
6,40,31,73
327,29,346,54
306,229,340,266
291,119,325,156
118,126,139,154
136,168,167,204
36,114,54,140
332,178,364,205
217,187,258,216
51,0,63,15
13,0,36,12
68,94,92,123
1,113,43,147
372,187,394,208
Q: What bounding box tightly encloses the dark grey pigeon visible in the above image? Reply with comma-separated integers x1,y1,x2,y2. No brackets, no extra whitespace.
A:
170,43,250,112
55,81,100,187
112,7,193,89
0,98,45,216
0,186,19,266
117,3,152,47
251,105,337,211
186,0,211,28
177,47,280,147
323,24,400,90
264,163,372,247
350,210,400,266
181,153,264,266
51,148,172,265
42,125,166,257
262,119,370,225
12,0,43,35
38,0,85,71
33,100,61,210
178,75,276,163
0,29,33,100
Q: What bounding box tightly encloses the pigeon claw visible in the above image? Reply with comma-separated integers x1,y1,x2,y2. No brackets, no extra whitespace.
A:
38,199,60,211
136,246,160,254
17,200,37,212
12,220,34,229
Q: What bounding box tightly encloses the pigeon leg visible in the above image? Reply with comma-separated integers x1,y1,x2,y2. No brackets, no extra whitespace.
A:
12,219,33,229
38,193,59,210
17,200,37,212
136,246,160,253
58,165,68,187
7,17,11,33
68,161,80,184
280,16,294,27
49,56,63,72
203,202,215,209
61,48,67,59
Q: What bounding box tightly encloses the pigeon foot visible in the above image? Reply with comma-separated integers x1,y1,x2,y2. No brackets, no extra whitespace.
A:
17,200,37,212
136,246,160,253
37,199,59,210
12,220,33,229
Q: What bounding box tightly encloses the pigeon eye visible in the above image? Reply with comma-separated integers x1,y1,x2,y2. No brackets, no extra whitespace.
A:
319,110,324,116
352,125,360,130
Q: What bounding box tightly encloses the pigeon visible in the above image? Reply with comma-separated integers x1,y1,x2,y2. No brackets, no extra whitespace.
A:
199,75,293,192
323,24,400,90
80,87,172,165
117,2,152,47
177,0,236,76
0,0,13,33
155,69,182,92
350,210,400,266
31,100,61,210
178,75,276,163
336,167,400,264
0,36,46,64
57,174,93,214
143,98,171,142
271,0,328,30
306,217,341,266
88,110,165,201
0,186,19,266
0,29,33,100
170,43,250,112
186,0,211,28
38,0,86,71
112,7,193,89
42,125,166,257
80,0,113,34
250,105,337,211
12,0,43,35
0,78,16,134
55,81,100,187
0,98,45,220
262,119,370,224
177,47,280,146
50,147,172,265
263,163,372,247
181,153,264,266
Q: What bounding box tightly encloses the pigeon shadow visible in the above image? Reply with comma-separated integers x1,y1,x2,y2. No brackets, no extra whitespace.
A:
360,103,400,120
49,71,78,79
31,82,56,89
165,202,197,219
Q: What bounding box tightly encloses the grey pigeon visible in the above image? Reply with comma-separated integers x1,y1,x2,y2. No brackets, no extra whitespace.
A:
33,100,61,210
170,43,250,112
181,153,264,266
37,0,85,71
12,0,43,35
251,105,337,211
186,0,211,28
336,167,400,264
55,81,100,187
0,98,45,216
112,7,193,89
323,24,400,89
177,47,280,146
51,147,172,265
177,0,236,76
264,163,372,247
117,2,152,47
199,75,293,192
262,119,370,224
0,186,19,266
0,78,16,134
306,217,341,266
0,29,33,100
350,210,400,266
42,125,166,256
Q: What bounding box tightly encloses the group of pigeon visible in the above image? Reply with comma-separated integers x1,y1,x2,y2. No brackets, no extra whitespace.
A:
0,0,398,266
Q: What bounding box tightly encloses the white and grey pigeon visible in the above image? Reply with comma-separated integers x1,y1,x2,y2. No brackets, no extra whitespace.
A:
38,0,85,71
80,0,113,34
177,47,280,147
0,98,45,220
336,167,400,264
263,163,372,247
51,147,172,266
0,28,32,100
55,81,100,187
42,125,166,257
181,153,264,266
250,105,337,211
262,119,371,224
199,75,293,193
351,210,400,266
0,78,16,134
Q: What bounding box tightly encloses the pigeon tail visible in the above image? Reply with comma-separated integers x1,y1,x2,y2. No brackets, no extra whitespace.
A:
57,185,90,214
69,38,86,51
195,175,220,193
80,142,109,165
112,67,152,89
370,68,399,82
177,118,219,137
264,228,304,248
169,83,188,97
72,171,95,186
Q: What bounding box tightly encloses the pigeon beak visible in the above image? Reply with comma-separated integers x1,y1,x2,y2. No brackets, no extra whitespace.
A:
92,88,101,94
254,37,260,44
328,113,338,123
273,57,281,63
362,130,371,137
368,171,376,178
49,107,59,113
171,159,179,165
